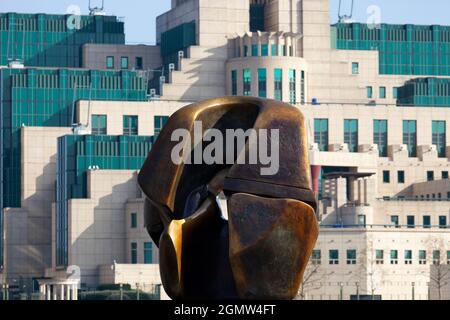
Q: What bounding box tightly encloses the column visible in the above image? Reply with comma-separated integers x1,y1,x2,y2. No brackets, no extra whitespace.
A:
60,284,65,300
348,177,355,202
66,285,71,300
72,284,78,300
39,284,45,301
46,285,51,301
311,165,322,196
363,178,369,205
357,179,363,205
52,285,57,301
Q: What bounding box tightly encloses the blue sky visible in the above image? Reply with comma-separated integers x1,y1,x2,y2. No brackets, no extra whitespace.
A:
0,0,449,44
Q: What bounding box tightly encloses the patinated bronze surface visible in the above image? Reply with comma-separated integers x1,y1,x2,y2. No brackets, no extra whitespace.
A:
138,97,319,300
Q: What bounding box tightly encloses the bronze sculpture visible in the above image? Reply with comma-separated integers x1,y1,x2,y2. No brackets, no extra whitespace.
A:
138,97,319,300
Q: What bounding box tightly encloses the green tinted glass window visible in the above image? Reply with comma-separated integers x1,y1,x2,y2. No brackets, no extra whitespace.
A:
231,70,237,95
274,69,283,101
243,69,251,96
131,213,137,228
135,57,143,70
123,116,138,136
92,115,107,135
403,120,417,157
314,119,329,151
252,44,258,56
131,242,137,264
344,119,358,152
154,116,169,137
374,120,387,157
432,121,446,158
106,56,114,69
289,69,296,104
261,44,268,56
271,44,278,56
120,57,129,69
144,242,153,264
258,68,267,98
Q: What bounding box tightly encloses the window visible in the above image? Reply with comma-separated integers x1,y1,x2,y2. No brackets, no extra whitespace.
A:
352,62,359,74
281,45,286,56
300,71,306,104
344,119,358,152
367,86,373,98
312,250,321,265
123,115,138,136
347,250,357,264
131,213,137,229
314,119,329,152
403,120,417,157
258,68,267,98
397,171,405,184
120,56,129,69
358,215,366,227
243,69,251,96
91,115,107,135
144,242,153,264
439,216,447,229
404,250,412,265
390,250,398,264
442,171,449,179
407,215,415,228
261,44,268,56
379,86,386,99
375,250,384,264
135,57,143,70
274,69,283,101
393,87,398,99
243,45,249,57
433,250,441,265
231,70,237,95
427,171,434,182
383,171,390,183
154,116,169,137
131,242,137,264
271,44,278,56
252,44,258,56
432,121,446,158
419,250,427,265
106,56,114,69
447,251,450,265
289,69,296,104
423,216,431,228
374,120,388,157
329,250,339,265
391,215,399,228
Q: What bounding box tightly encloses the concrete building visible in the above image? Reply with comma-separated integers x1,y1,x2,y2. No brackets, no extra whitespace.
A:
2,0,450,300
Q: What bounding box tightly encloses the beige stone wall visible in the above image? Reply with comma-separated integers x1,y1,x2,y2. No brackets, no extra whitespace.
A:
3,127,71,282
76,100,187,136
307,228,450,300
81,44,162,71
65,170,142,287
125,199,160,264
412,180,450,199
98,264,161,291
302,104,450,198
226,55,308,102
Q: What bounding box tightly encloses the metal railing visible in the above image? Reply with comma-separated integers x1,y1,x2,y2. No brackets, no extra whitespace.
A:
320,223,450,230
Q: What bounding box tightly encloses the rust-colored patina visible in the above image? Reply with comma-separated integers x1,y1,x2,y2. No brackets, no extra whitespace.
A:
138,97,319,300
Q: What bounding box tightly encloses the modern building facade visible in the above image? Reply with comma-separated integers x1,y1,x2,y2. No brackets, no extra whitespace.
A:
2,0,450,300
0,12,125,67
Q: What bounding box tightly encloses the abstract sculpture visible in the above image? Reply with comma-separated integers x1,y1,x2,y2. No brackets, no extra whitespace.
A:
138,97,319,300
